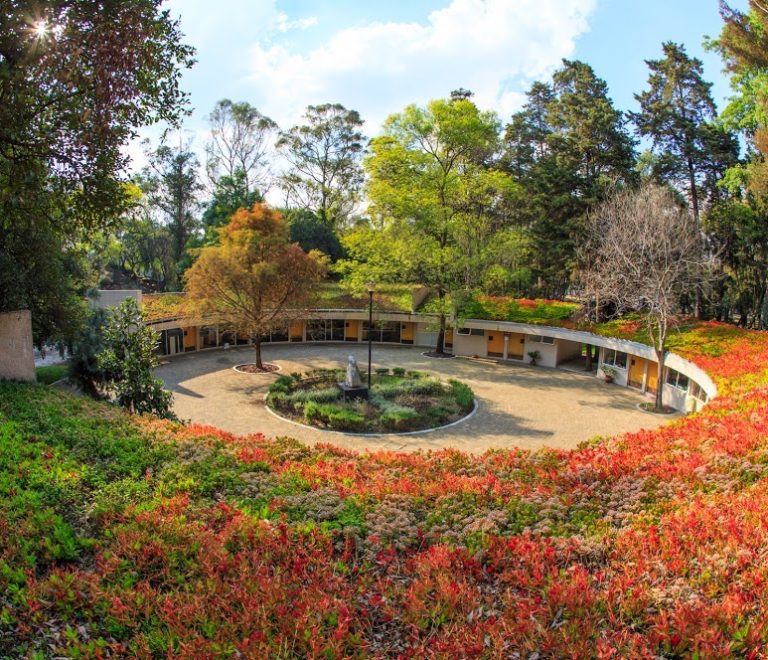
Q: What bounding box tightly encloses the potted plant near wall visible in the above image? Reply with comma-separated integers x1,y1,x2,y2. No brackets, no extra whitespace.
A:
527,350,541,366
601,365,618,383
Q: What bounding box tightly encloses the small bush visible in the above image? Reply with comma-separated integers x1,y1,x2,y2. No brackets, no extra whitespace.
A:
407,370,427,379
268,392,289,408
287,387,342,405
449,379,474,409
375,367,389,375
371,382,403,399
407,378,444,396
326,409,366,431
272,375,294,390
381,408,419,430
392,367,406,377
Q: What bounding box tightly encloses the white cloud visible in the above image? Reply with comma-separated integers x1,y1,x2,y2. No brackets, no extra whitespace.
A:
276,13,318,33
246,0,597,132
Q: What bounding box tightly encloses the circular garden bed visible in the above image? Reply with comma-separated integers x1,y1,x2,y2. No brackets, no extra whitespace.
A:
233,363,280,374
266,367,475,433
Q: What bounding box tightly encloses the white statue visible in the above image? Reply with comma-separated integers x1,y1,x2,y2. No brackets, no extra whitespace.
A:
344,355,363,388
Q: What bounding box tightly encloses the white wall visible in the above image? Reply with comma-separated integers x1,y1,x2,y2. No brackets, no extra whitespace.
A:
92,289,142,310
453,332,487,357
524,337,557,367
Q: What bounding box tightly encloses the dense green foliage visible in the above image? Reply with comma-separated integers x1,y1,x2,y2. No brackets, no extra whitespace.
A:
267,369,475,433
96,299,175,418
0,1,194,343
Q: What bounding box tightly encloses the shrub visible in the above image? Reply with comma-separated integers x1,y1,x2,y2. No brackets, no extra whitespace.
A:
381,408,419,430
287,387,342,405
375,367,389,375
392,367,406,377
371,382,403,399
326,409,366,431
449,379,474,409
272,375,295,390
268,392,289,408
407,378,444,396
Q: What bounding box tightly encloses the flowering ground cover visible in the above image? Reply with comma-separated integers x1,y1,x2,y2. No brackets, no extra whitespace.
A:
2,321,768,656
142,293,187,322
459,295,581,325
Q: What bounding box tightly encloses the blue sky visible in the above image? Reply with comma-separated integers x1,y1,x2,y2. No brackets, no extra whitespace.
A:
138,0,748,169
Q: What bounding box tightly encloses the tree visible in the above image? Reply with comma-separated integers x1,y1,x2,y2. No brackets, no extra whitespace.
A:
579,184,708,410
285,208,345,262
704,197,768,327
276,104,365,227
96,298,175,418
184,204,327,369
142,138,203,288
359,96,516,354
205,99,277,195
502,62,636,296
712,1,768,204
632,42,738,225
199,170,263,245
69,306,108,399
0,1,194,342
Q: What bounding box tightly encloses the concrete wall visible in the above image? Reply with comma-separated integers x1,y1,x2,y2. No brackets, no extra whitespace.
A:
0,310,35,382
453,332,487,357
523,336,558,367
92,289,142,310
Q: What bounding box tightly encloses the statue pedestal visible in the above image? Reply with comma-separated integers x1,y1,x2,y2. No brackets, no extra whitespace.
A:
337,383,369,401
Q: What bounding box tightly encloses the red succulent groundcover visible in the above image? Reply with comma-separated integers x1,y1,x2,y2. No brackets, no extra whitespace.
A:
3,320,768,657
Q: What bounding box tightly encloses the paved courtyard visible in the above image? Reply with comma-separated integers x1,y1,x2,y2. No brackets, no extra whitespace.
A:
156,344,677,454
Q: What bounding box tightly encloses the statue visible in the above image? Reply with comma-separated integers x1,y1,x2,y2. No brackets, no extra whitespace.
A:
344,355,363,388
338,355,368,400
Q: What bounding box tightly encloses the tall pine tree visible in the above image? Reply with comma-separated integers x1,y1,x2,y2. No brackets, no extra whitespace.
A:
502,61,636,297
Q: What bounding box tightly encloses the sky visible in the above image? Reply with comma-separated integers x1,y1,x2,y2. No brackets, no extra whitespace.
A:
135,0,749,173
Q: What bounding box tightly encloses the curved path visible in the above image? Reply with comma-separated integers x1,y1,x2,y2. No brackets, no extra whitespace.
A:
156,344,677,454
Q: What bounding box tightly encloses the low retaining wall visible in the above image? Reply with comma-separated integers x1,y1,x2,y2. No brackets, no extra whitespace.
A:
0,310,35,382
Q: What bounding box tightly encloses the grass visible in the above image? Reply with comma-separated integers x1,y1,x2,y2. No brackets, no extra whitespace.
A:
35,364,69,384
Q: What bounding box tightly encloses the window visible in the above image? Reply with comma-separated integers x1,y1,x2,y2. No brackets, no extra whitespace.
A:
306,319,346,341
201,326,218,348
602,349,627,369
529,335,555,345
666,368,690,392
689,381,707,402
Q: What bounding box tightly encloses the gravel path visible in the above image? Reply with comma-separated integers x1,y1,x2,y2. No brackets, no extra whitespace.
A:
156,344,677,454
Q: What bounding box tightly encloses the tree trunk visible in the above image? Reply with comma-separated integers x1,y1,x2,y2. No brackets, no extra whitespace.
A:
654,347,665,411
255,338,263,369
435,314,446,355
687,157,704,320
434,289,446,355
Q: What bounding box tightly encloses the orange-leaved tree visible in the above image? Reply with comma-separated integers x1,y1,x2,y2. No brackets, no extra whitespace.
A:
184,203,327,368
